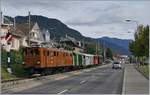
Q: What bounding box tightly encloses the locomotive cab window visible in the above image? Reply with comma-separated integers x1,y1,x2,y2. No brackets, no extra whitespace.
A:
26,48,39,56
54,51,56,56
32,49,39,56
47,51,49,56
57,52,59,56
23,48,28,55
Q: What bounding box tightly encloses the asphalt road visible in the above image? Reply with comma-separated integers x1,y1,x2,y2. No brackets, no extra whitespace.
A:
7,64,124,94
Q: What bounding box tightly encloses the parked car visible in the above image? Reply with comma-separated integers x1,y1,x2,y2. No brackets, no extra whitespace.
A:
112,61,122,69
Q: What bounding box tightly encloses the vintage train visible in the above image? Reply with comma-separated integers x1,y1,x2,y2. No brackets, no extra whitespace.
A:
23,46,102,75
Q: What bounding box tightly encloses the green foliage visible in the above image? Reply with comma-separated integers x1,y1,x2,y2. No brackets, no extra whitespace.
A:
1,48,23,65
11,49,23,64
85,43,96,54
11,63,28,77
1,65,17,80
1,48,28,80
106,48,113,59
137,65,149,78
1,49,7,64
129,25,149,57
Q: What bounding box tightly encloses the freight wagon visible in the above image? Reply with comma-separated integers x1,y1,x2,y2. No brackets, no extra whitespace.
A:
23,46,102,75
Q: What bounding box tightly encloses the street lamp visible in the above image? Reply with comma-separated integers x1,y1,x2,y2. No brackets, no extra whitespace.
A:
125,19,139,28
125,19,139,64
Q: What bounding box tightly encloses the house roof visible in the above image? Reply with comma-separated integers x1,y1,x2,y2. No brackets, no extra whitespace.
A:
32,22,40,30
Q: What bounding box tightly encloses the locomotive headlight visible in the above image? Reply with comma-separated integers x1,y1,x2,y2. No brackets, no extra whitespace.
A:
37,61,40,64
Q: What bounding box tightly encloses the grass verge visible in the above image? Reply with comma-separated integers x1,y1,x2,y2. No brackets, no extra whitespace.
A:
1,64,28,81
137,65,149,79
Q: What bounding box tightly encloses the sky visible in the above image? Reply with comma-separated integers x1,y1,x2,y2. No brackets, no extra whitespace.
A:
1,0,150,39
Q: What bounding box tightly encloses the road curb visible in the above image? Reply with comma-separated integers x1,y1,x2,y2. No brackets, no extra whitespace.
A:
134,66,149,80
1,77,41,90
122,64,126,94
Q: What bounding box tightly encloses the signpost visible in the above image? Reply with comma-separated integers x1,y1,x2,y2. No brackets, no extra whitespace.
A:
5,32,12,74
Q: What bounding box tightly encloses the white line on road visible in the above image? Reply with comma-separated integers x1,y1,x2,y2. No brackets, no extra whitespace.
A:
57,89,68,94
80,80,86,84
84,69,91,72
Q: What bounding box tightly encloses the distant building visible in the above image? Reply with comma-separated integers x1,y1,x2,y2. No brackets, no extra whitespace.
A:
0,24,12,45
60,35,84,52
1,20,59,50
28,22,45,45
0,23,27,50
43,30,50,42
28,22,58,48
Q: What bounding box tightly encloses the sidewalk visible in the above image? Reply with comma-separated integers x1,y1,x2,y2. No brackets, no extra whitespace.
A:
122,64,149,94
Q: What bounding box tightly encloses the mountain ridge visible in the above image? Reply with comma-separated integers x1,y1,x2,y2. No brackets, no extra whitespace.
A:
98,37,131,55
4,15,131,55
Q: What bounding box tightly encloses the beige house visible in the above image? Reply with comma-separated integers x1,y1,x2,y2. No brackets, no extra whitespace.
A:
28,22,45,45
0,23,26,50
1,22,52,50
0,24,12,45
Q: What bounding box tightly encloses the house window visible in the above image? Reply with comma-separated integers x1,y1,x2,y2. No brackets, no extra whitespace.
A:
11,39,15,48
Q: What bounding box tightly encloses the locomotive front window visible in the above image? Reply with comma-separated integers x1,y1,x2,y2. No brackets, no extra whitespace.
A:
34,49,39,56
28,48,39,56
32,49,39,56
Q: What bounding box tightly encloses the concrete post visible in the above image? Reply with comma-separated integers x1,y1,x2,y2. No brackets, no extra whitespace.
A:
6,42,12,74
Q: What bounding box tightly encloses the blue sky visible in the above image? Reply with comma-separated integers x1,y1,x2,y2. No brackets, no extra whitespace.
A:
1,0,150,39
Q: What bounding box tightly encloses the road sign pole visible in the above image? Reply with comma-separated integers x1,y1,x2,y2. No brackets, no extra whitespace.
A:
6,42,12,74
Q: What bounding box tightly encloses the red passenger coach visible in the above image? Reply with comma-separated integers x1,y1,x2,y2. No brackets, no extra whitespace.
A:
93,55,99,65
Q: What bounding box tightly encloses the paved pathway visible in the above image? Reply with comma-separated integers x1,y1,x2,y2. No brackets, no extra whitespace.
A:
122,64,149,94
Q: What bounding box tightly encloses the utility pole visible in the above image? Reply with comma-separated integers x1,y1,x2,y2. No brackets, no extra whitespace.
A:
28,11,31,46
97,40,99,55
13,17,16,31
95,41,97,55
103,41,106,62
0,0,2,76
82,38,85,53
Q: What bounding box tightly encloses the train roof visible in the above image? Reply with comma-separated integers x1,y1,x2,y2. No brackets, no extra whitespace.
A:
25,46,72,54
25,46,103,56
73,52,94,56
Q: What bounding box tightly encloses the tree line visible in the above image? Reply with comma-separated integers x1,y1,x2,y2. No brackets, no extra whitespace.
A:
129,24,149,62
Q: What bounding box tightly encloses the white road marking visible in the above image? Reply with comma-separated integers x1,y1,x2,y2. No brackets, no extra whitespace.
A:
72,71,82,75
80,80,86,84
57,89,68,94
54,75,68,80
84,69,91,72
93,68,96,70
